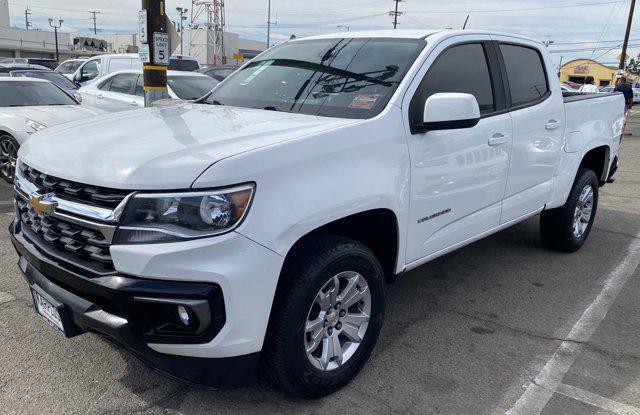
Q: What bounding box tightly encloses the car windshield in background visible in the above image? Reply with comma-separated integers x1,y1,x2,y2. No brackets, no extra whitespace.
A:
10,70,78,90
205,37,426,119
168,76,219,99
0,81,77,107
169,59,200,72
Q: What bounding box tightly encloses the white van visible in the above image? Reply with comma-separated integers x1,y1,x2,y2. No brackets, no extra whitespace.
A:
72,54,141,85
73,54,200,85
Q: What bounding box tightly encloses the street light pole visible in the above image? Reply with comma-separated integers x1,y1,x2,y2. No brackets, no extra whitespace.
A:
48,18,63,61
176,7,188,55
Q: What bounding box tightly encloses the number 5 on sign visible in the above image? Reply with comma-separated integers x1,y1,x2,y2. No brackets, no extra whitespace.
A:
153,32,169,65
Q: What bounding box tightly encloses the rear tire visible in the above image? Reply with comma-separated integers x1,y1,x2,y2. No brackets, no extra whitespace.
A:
540,168,599,252
262,235,386,398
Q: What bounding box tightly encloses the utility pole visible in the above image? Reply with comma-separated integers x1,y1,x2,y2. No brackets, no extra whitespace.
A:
558,55,564,78
25,7,32,30
389,0,403,29
266,0,275,48
48,18,63,61
90,11,100,35
176,7,188,54
619,0,637,75
141,0,169,106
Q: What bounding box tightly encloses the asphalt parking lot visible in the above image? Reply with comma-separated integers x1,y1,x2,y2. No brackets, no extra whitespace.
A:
1,119,640,415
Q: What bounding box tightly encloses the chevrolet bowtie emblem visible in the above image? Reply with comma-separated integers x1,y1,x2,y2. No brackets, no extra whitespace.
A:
29,193,57,215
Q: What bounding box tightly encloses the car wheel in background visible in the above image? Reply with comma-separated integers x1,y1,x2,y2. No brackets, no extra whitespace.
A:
540,168,599,252
262,235,386,398
0,134,19,184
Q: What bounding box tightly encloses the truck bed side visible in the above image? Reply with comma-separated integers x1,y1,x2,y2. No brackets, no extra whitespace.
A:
547,92,625,209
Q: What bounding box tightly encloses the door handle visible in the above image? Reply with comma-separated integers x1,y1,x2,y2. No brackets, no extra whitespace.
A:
96,94,103,99
130,101,139,107
545,119,561,130
488,133,509,146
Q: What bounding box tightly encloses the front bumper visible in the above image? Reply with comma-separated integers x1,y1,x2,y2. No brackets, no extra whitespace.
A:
10,222,261,389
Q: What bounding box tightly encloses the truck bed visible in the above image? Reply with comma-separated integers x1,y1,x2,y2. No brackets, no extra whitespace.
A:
562,91,619,103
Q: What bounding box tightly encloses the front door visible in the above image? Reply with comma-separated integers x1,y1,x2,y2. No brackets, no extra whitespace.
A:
403,39,512,264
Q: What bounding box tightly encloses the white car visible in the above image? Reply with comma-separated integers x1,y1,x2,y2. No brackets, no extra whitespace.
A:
0,78,104,182
11,30,624,397
54,58,88,80
78,70,219,112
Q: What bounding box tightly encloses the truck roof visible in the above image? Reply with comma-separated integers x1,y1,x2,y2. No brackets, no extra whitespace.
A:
300,29,544,46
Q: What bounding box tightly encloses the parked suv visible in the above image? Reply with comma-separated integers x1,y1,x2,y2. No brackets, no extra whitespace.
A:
11,30,623,397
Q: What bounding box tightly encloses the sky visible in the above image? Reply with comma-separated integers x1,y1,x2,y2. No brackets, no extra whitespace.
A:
7,0,640,71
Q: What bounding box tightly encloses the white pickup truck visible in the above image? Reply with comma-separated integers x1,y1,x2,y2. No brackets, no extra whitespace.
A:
10,30,624,397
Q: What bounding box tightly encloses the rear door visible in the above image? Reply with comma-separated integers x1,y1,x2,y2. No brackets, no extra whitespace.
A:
402,36,513,263
491,37,565,223
95,73,137,112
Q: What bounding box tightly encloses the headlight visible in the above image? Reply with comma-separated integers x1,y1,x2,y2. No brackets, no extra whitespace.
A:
114,184,255,244
25,119,46,133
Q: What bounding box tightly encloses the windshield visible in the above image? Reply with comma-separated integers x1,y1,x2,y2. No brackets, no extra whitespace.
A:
0,81,77,107
205,37,425,119
10,70,78,90
168,76,219,99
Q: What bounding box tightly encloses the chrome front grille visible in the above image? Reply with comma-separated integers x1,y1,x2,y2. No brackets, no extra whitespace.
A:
20,164,129,210
16,193,116,274
14,163,127,276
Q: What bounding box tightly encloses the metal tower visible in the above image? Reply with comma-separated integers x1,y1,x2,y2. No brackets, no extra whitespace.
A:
191,0,226,66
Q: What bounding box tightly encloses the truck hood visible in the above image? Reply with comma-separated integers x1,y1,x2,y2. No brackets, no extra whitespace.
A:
0,105,105,129
19,103,358,189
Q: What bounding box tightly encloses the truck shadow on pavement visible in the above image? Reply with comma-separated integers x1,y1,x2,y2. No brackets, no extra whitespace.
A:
106,208,640,414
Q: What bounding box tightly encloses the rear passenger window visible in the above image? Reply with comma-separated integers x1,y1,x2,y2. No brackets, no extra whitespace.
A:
410,43,495,125
499,44,549,106
109,74,135,94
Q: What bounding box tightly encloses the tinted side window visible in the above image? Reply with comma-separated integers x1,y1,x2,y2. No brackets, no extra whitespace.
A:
410,43,495,124
500,44,548,106
109,74,135,94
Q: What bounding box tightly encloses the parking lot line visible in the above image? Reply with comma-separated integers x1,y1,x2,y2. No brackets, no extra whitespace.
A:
554,383,640,415
507,233,640,415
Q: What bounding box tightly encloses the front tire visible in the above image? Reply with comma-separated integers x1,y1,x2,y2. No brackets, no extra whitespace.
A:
0,134,19,184
262,235,386,398
540,168,599,252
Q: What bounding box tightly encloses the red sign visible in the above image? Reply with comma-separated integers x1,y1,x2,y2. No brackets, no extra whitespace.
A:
574,65,589,74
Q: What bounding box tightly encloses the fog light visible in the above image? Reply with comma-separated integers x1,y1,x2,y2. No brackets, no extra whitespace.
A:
177,305,190,326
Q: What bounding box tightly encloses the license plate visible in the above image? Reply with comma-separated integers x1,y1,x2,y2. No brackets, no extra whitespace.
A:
31,287,65,334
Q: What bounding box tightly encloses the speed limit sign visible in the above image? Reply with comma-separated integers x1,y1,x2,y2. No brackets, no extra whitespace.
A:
153,32,169,65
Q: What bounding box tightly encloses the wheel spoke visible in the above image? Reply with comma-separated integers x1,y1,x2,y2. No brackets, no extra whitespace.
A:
343,284,368,308
337,273,359,303
305,325,324,354
319,337,333,369
342,322,363,343
306,316,324,333
315,290,331,311
328,275,340,306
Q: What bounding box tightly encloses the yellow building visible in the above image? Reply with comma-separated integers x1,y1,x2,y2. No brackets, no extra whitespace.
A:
559,59,639,86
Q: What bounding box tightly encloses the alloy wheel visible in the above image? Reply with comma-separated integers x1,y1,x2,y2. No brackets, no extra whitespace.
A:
0,138,17,182
573,184,594,238
304,271,371,371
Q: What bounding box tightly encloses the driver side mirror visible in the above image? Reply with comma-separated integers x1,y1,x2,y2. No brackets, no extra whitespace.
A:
413,93,481,134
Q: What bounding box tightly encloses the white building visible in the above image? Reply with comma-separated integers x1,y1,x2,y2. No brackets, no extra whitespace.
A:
181,28,267,65
0,0,9,28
